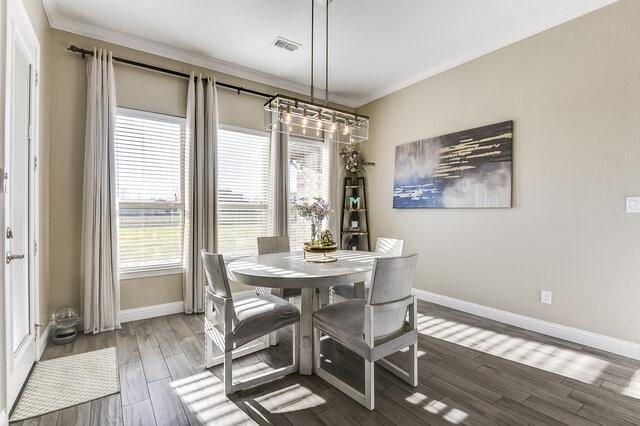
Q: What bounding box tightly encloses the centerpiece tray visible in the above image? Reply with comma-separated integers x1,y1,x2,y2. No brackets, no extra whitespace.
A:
302,242,338,262
303,243,337,252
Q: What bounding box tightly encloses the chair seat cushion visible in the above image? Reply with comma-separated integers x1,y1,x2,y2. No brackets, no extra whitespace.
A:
313,299,415,361
231,293,300,349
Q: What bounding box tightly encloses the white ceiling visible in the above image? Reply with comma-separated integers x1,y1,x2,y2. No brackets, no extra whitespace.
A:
43,0,617,107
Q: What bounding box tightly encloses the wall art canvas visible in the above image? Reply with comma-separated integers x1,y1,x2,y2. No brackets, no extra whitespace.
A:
393,121,513,208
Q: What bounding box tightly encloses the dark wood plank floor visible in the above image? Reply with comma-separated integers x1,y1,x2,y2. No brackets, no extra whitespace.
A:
13,300,640,425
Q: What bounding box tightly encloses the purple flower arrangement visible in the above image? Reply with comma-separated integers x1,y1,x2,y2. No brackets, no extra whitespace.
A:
294,197,334,243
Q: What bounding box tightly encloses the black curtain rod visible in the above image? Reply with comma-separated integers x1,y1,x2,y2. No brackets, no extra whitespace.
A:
67,45,273,99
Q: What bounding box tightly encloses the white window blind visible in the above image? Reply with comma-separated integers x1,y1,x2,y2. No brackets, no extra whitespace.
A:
114,108,186,274
218,127,271,257
288,137,328,250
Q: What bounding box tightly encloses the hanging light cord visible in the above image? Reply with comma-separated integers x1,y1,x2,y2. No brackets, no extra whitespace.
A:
325,0,329,106
310,0,315,103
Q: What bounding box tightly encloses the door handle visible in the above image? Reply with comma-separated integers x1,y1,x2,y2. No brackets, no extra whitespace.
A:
6,251,25,264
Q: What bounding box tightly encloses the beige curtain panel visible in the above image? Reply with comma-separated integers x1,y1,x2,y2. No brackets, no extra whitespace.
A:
183,74,218,314
81,49,121,333
326,134,342,239
269,122,289,236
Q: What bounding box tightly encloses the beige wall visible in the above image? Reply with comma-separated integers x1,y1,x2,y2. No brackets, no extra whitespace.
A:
361,0,640,343
23,0,52,330
48,30,318,312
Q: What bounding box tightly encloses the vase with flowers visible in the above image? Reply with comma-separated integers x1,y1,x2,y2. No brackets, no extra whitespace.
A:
293,197,334,246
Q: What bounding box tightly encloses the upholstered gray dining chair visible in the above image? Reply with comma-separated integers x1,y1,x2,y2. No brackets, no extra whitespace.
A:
332,237,405,300
201,250,300,394
256,236,302,345
313,254,418,410
256,236,302,300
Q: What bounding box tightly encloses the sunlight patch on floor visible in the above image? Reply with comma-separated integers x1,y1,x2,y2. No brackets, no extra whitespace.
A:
170,371,252,425
416,312,616,387
405,391,468,424
253,383,327,413
623,374,640,398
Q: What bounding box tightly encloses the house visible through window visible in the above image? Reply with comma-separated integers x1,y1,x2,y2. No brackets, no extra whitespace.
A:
288,137,328,250
217,127,271,257
114,108,186,275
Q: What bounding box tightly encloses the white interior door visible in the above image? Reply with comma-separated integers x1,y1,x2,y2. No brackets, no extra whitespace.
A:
4,0,39,409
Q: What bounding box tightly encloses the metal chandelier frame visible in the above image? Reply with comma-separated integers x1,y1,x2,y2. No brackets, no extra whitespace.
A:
265,0,369,144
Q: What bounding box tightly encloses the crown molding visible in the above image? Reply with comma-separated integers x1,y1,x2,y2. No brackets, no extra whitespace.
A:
42,0,358,108
44,0,618,108
353,0,619,106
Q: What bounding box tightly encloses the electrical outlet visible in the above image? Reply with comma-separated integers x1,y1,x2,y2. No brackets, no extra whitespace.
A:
540,290,552,305
626,197,640,213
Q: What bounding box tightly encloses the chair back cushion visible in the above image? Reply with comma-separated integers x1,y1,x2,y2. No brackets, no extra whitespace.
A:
201,250,232,297
374,237,404,257
367,254,418,337
257,236,291,255
201,250,235,325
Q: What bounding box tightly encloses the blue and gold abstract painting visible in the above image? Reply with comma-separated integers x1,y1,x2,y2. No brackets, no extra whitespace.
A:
393,121,513,208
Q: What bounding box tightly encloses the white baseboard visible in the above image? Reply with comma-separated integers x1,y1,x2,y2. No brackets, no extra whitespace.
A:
119,290,256,323
412,288,640,361
36,322,53,360
120,301,185,323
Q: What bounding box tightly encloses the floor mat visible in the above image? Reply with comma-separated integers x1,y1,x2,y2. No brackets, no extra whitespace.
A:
10,347,119,422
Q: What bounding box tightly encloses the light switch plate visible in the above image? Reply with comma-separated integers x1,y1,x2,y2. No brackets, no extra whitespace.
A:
626,197,640,213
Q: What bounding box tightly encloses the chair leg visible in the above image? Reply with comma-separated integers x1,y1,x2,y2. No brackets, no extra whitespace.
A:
269,330,279,346
293,322,300,370
205,329,214,367
408,343,418,387
364,359,375,410
224,351,233,394
313,327,321,371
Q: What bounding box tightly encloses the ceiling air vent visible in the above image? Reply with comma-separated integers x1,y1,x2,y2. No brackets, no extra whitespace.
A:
273,36,301,52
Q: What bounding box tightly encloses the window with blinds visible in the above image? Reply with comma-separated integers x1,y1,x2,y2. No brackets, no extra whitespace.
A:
288,137,328,250
114,108,186,275
217,127,271,257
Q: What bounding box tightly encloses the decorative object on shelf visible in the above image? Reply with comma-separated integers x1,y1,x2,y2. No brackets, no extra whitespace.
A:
294,197,334,245
394,121,513,209
349,234,360,251
340,176,371,251
264,0,369,145
348,196,361,210
349,210,359,230
52,307,80,344
339,143,374,181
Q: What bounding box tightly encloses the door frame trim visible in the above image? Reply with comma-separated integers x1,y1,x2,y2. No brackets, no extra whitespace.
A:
3,0,41,414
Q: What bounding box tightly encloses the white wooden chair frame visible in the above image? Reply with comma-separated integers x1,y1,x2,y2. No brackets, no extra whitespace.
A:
204,287,300,394
313,295,418,410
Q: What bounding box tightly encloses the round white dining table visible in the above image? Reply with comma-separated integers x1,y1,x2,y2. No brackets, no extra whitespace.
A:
227,250,375,375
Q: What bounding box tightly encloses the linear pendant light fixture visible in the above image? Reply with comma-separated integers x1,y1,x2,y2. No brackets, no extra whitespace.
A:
264,0,369,144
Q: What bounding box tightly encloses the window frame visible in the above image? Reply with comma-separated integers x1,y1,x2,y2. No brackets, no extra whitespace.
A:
114,107,187,279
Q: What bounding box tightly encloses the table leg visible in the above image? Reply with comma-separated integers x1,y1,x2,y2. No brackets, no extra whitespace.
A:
318,287,330,309
354,281,366,299
299,287,315,375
